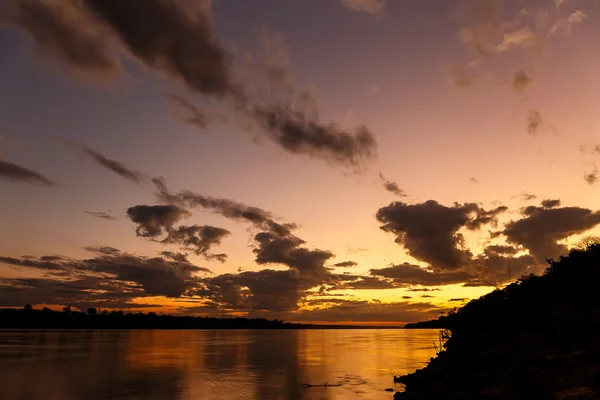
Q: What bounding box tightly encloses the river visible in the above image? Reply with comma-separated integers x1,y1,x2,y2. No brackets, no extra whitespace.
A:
0,329,438,400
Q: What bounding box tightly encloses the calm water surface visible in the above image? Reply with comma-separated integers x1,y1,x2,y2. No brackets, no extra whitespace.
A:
0,329,438,400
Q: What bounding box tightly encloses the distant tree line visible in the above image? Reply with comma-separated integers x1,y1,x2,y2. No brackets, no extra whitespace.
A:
0,306,300,329
0,306,382,329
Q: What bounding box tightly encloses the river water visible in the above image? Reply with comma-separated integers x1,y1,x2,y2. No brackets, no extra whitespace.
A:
0,329,438,400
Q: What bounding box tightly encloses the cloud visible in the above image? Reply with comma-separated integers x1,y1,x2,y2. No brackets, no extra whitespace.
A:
84,0,233,97
247,27,378,171
11,2,378,171
379,173,407,196
126,205,191,237
469,177,479,184
289,300,444,324
376,200,505,270
162,225,230,262
512,192,537,202
370,263,473,286
200,268,327,312
541,199,561,209
333,261,358,268
250,104,377,170
584,169,599,185
526,110,543,135
10,0,122,77
500,205,600,263
449,298,467,302
0,159,56,186
85,211,116,220
497,27,543,53
0,246,211,301
511,70,534,94
341,0,386,15
154,179,337,309
549,10,588,37
79,146,144,184
332,274,399,290
166,94,209,130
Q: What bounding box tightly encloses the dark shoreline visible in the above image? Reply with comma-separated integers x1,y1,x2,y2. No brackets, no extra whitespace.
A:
393,244,600,399
0,308,402,330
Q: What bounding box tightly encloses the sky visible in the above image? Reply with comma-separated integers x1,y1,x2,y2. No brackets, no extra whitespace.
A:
1,0,600,326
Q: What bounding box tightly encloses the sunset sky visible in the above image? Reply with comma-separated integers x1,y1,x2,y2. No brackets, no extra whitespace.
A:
1,0,599,325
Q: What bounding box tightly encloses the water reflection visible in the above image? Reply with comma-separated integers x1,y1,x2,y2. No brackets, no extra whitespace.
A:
0,329,438,400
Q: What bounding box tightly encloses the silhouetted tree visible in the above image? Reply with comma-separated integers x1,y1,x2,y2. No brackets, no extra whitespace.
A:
87,307,97,316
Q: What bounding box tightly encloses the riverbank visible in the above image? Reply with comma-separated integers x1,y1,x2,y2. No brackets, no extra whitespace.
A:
394,244,600,399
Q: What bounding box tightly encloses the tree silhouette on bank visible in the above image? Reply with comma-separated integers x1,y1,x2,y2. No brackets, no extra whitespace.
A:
396,242,600,399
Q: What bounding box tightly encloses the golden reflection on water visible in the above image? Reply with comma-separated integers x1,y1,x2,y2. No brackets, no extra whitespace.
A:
0,329,438,400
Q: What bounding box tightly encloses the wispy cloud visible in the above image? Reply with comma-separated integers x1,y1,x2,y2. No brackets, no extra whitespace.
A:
0,159,56,186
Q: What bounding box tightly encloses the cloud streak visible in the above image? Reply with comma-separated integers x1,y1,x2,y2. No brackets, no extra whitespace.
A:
80,146,144,184
0,159,56,186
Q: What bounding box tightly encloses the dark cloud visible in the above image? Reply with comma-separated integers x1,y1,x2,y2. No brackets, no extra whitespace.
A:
466,205,508,230
541,199,561,209
500,206,600,263
332,274,399,290
127,205,190,237
469,177,479,184
333,261,358,268
253,231,333,278
402,296,412,299
244,27,377,170
376,200,504,270
482,245,519,256
162,225,230,262
166,94,209,130
0,247,211,300
0,159,56,186
0,256,67,271
449,298,467,302
154,179,336,310
153,178,296,234
10,0,122,77
512,192,537,202
289,300,443,324
159,251,190,263
584,169,598,185
526,109,543,135
250,104,377,169
84,0,233,97
421,294,434,298
85,211,116,220
469,251,536,286
201,269,309,312
511,70,533,94
407,288,441,292
0,276,146,309
12,1,378,171
370,263,473,286
379,173,407,196
80,146,144,184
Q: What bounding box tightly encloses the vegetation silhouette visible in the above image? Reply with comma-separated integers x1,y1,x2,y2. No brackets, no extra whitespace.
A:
0,307,383,330
395,242,600,399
